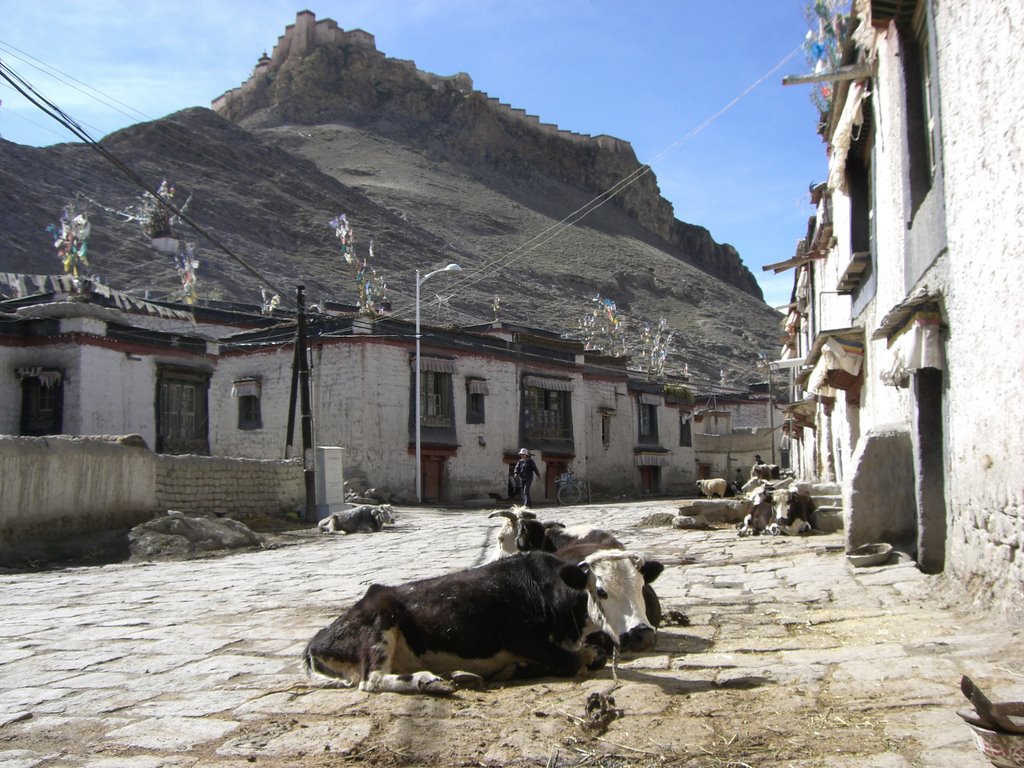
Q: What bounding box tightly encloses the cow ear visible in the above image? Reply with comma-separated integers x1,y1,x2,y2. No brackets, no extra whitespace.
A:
559,563,590,591
640,561,664,584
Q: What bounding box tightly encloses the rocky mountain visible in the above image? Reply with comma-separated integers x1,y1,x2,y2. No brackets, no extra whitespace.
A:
0,11,784,385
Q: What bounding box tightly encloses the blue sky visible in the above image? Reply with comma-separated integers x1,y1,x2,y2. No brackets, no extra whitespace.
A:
0,1,828,309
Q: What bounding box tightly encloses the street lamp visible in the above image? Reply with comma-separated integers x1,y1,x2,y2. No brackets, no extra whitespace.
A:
759,354,776,466
415,263,461,502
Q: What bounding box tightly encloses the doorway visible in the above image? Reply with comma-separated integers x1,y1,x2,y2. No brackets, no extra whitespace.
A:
544,458,569,500
915,368,946,573
421,455,446,503
639,466,661,494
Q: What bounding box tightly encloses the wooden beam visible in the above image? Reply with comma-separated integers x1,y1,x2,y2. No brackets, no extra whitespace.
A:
782,61,877,86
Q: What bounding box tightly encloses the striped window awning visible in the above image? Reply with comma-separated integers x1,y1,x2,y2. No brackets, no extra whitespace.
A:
411,357,458,374
638,393,662,406
467,379,489,395
523,375,573,391
231,378,261,398
635,452,669,467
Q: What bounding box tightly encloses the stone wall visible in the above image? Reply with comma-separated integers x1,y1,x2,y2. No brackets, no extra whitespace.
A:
0,434,158,564
0,435,304,565
155,454,303,518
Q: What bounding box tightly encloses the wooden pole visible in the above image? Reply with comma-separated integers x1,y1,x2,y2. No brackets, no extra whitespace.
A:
296,286,317,522
782,61,876,87
285,327,299,456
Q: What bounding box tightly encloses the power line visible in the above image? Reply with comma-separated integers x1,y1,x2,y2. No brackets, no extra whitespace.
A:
0,56,295,307
444,44,803,298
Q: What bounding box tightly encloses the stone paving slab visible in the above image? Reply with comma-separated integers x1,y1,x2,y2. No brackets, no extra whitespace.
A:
0,500,1021,767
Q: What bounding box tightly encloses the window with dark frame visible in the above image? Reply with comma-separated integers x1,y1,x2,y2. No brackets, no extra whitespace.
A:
523,385,572,441
679,415,692,447
233,378,262,430
600,411,612,448
638,398,659,443
422,370,454,427
238,395,261,430
19,369,63,436
902,6,936,214
157,368,210,455
466,378,487,424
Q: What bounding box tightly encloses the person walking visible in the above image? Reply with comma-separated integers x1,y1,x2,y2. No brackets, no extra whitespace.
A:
513,448,541,508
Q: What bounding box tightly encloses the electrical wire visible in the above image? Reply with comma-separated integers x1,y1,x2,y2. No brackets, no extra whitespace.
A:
0,57,295,307
443,43,804,299
3,39,800,347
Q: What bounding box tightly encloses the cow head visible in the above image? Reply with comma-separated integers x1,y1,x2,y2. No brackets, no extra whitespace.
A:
373,504,395,527
560,549,663,652
770,490,812,535
489,507,551,558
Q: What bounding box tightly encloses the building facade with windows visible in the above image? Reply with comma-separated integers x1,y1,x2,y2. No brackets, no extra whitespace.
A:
772,1,1023,617
1,290,714,504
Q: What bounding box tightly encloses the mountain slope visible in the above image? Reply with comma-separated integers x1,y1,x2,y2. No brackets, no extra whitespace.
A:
0,14,784,385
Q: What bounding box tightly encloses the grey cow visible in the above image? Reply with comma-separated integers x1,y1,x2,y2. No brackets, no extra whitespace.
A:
318,504,395,534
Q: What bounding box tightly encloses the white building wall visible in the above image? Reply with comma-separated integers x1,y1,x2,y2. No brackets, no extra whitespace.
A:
798,2,1024,615
932,1,1024,607
210,346,293,459
74,346,158,440
579,380,637,493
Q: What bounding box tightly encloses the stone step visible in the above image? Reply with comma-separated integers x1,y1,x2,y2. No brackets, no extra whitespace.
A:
808,482,842,495
811,494,843,507
811,505,844,533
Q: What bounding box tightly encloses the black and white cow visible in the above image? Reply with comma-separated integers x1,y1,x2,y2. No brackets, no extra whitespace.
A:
303,549,663,694
318,504,395,535
737,484,776,537
768,488,814,535
489,507,663,633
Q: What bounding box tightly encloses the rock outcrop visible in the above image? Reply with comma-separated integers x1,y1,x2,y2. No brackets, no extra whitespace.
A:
0,11,784,383
213,11,762,299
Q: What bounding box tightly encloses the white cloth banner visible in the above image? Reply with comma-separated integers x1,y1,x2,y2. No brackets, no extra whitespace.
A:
828,81,866,192
881,321,944,386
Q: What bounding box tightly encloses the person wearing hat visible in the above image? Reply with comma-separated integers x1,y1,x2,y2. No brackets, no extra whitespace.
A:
513,448,541,508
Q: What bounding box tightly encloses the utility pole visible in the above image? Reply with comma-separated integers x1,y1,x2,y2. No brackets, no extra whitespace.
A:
285,329,299,456
296,286,317,522
759,354,776,466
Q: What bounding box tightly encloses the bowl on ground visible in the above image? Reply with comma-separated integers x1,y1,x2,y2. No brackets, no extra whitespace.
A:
846,542,893,567
960,722,1024,767
958,702,1024,767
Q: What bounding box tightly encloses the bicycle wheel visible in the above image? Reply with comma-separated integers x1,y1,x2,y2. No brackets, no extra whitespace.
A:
557,482,582,505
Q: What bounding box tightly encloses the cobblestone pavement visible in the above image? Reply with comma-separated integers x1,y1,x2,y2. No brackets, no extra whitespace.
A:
1,500,1022,767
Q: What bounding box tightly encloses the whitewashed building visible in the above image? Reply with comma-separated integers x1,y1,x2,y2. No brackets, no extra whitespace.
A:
1,286,725,504
772,0,1023,617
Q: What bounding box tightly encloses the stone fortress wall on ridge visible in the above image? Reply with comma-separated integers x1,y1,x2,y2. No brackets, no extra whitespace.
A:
211,10,633,156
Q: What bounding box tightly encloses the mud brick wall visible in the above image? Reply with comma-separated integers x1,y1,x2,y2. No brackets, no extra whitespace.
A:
155,454,304,518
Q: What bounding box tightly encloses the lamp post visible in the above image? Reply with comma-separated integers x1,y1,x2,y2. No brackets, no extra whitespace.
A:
759,354,776,466
415,263,461,502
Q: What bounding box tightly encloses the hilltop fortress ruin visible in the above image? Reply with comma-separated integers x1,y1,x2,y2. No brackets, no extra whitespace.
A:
212,10,633,155
209,10,763,301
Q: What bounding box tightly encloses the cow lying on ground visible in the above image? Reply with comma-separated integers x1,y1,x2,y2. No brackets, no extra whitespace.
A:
489,507,662,633
303,548,663,695
696,478,728,498
738,484,776,537
768,488,814,535
318,504,395,534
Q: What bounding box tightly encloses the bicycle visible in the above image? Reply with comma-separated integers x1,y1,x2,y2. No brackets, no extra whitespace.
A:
556,470,587,505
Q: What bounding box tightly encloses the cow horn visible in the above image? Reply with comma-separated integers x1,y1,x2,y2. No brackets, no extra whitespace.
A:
488,510,518,521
